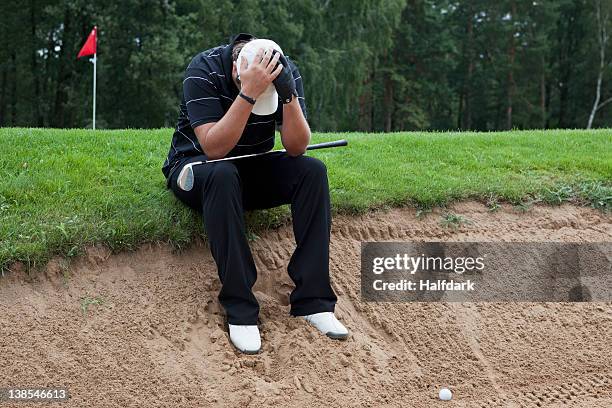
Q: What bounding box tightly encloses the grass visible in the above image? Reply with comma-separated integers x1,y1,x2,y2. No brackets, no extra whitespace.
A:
1,128,611,273
485,193,502,212
80,296,105,316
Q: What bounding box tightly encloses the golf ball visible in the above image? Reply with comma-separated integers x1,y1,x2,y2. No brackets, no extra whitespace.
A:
439,388,453,401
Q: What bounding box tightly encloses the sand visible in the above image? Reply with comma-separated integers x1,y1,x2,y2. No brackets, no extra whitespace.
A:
1,202,611,407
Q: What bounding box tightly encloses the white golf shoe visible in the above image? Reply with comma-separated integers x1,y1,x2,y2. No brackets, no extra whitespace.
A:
228,324,261,354
301,312,349,340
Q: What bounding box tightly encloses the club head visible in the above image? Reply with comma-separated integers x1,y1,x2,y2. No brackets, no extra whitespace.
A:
177,163,196,191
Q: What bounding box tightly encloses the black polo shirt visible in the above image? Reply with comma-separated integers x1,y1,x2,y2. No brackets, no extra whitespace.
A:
161,34,307,187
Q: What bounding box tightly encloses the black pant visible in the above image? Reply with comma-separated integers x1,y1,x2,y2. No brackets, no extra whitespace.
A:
169,152,337,325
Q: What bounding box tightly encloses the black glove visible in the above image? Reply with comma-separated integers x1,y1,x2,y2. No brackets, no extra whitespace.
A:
272,52,297,104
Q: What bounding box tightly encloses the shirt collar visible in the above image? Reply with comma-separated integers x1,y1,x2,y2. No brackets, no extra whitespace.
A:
221,33,256,93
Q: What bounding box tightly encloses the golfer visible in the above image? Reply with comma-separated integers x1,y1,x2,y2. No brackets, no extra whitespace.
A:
161,33,348,354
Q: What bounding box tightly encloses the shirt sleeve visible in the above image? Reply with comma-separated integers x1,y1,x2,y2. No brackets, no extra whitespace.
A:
275,58,307,126
183,69,224,128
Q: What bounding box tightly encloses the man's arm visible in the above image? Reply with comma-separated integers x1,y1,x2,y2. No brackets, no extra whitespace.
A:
280,97,310,156
194,49,282,159
274,56,310,156
193,97,253,160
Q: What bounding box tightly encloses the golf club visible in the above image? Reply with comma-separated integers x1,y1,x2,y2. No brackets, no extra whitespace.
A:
177,139,348,191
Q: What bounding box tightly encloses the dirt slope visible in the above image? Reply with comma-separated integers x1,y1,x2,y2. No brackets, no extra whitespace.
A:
1,202,611,407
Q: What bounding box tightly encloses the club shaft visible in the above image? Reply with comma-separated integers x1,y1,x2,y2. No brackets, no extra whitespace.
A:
178,139,348,191
203,139,348,164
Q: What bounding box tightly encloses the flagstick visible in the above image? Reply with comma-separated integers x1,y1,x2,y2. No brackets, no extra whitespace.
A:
92,53,97,130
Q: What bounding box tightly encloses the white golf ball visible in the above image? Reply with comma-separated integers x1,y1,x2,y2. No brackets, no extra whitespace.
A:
439,388,453,401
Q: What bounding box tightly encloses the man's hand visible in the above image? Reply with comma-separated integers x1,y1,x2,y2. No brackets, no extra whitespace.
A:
272,53,297,104
239,48,282,99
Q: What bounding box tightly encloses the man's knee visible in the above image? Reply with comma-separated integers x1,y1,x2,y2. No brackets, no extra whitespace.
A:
297,156,328,179
202,162,240,196
209,162,239,183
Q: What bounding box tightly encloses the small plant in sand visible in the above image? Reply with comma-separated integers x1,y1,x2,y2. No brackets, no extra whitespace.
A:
415,206,432,219
514,202,531,212
245,230,259,242
81,296,105,316
60,259,71,288
513,198,541,213
440,213,471,229
486,194,501,212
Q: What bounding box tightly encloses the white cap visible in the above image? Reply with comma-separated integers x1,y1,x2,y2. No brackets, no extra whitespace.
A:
236,39,283,116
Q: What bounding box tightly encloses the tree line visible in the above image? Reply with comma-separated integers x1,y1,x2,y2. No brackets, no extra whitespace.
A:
1,0,611,132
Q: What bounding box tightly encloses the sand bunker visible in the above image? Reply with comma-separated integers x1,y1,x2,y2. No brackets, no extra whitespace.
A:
1,202,611,407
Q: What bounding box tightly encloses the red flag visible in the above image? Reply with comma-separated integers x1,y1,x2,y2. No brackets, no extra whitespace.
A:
77,26,97,58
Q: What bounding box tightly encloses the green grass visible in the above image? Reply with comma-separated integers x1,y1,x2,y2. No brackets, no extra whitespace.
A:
1,128,611,273
80,296,105,316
